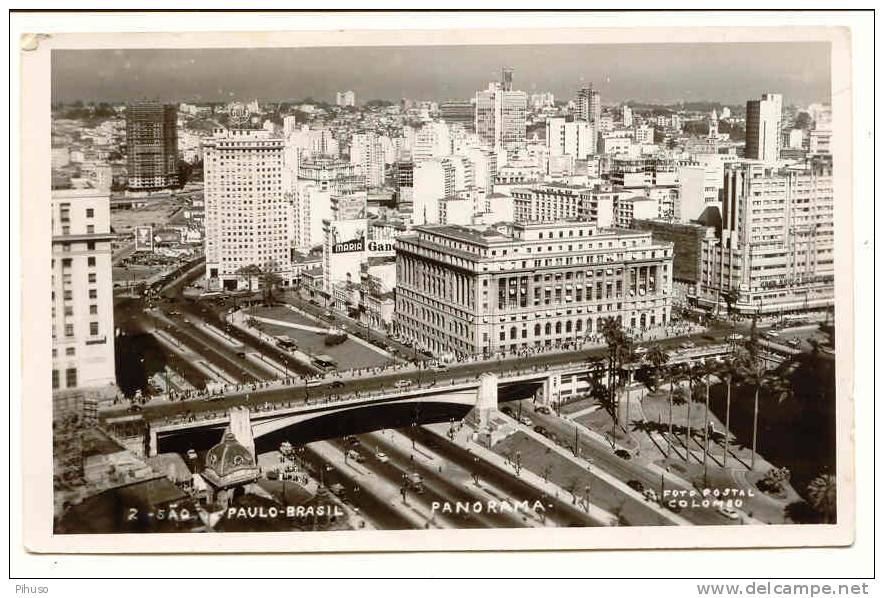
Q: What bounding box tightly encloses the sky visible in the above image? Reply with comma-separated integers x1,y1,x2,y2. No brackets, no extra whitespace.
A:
51,42,831,107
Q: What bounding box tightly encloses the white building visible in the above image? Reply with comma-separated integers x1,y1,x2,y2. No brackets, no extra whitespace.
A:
545,118,593,160
350,132,386,189
475,81,528,153
745,93,783,163
412,158,455,225
52,187,117,395
203,128,293,291
336,90,356,107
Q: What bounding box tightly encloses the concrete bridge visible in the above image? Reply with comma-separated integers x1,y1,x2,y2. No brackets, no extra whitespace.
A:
146,344,736,456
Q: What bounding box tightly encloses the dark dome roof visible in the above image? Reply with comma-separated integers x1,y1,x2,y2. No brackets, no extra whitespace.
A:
204,432,256,479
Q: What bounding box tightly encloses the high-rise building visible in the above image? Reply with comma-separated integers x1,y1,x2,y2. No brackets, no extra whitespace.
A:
336,90,357,107
745,93,783,162
440,100,475,131
412,158,456,225
394,222,673,358
125,100,179,190
350,132,386,189
575,85,602,125
545,118,593,160
475,73,528,152
693,158,834,315
622,104,633,127
203,128,293,291
51,187,117,398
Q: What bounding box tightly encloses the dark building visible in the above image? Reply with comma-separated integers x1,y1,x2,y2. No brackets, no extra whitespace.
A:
632,219,713,285
440,100,475,131
126,100,179,190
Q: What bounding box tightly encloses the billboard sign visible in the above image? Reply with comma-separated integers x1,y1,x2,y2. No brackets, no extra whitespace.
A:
134,226,154,252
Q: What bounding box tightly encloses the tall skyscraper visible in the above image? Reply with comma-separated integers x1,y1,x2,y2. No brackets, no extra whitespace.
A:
501,67,514,92
203,128,293,291
695,157,834,315
475,71,527,152
51,187,117,399
575,84,602,125
336,90,357,107
745,93,783,162
350,132,386,188
125,100,179,190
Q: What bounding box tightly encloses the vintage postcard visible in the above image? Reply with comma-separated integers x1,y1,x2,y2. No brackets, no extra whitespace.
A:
18,19,855,554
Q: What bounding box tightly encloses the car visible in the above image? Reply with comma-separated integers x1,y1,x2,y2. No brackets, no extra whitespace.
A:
346,449,365,463
330,381,345,389
375,451,389,464
614,449,632,460
679,341,696,350
633,346,649,356
433,362,449,371
329,483,346,497
534,405,551,415
643,489,659,503
127,404,143,413
344,435,359,446
519,416,532,426
500,406,514,416
394,379,413,389
533,425,548,436
236,351,247,359
787,338,802,348
186,449,198,461
717,504,741,520
626,480,645,493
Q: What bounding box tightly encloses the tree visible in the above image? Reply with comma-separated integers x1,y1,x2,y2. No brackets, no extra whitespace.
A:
235,264,263,292
646,345,670,393
665,364,684,458
682,362,704,461
735,337,784,469
260,260,285,305
806,474,837,523
698,358,718,483
716,356,738,467
720,288,741,322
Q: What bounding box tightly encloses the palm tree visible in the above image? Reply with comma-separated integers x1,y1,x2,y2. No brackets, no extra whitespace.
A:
698,358,718,483
716,356,738,467
720,288,741,323
260,260,285,306
682,362,703,462
736,350,777,470
647,345,670,392
665,363,684,458
806,474,837,523
600,317,626,430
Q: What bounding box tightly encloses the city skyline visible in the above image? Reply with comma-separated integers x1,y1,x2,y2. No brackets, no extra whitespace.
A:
51,42,831,106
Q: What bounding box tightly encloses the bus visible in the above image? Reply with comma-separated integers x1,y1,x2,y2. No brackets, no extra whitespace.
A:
312,354,338,372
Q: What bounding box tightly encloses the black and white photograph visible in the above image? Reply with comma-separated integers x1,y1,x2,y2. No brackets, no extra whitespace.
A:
14,13,866,565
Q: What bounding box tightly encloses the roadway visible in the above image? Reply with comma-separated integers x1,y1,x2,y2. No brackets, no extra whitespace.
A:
102,326,722,423
509,401,741,527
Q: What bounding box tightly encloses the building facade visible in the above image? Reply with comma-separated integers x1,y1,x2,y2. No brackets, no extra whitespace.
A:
394,222,673,358
745,93,783,163
125,100,179,190
692,158,834,315
475,83,528,152
51,188,117,397
203,128,293,291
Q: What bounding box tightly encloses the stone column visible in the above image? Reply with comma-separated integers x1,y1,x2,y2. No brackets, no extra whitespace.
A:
539,372,562,406
228,406,256,459
474,372,499,428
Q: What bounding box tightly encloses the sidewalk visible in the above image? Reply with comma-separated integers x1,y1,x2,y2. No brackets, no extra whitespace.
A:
423,423,618,526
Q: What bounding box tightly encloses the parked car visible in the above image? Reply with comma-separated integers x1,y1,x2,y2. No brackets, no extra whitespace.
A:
643,489,659,503
394,379,413,389
375,451,389,464
679,341,696,350
329,483,346,497
432,362,449,371
717,504,741,520
330,381,345,389
346,449,365,463
344,435,359,447
519,416,532,426
533,425,548,436
627,480,645,493
614,449,632,460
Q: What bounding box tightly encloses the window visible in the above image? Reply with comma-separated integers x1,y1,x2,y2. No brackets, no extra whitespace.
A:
65,368,77,388
88,257,96,267
88,273,97,283
52,370,59,390
89,305,98,315
64,324,74,337
90,322,99,335
86,208,94,218
65,347,75,356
